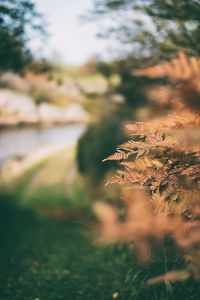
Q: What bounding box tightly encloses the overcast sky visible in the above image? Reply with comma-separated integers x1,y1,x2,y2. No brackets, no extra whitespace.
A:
30,0,109,65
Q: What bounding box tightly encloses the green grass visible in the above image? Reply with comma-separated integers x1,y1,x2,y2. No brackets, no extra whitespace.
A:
1,195,200,300
0,196,135,300
50,64,107,84
1,149,200,299
1,148,91,213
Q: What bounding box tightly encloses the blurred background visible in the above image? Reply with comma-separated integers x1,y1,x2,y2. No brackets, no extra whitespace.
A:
0,0,200,299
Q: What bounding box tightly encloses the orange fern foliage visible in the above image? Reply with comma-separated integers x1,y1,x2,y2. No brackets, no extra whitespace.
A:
95,52,200,283
133,52,200,81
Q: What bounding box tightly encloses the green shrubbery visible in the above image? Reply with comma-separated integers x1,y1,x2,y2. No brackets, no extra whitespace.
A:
77,116,126,185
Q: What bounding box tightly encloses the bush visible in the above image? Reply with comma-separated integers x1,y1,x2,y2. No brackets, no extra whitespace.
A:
77,117,126,185
27,59,54,74
95,52,200,284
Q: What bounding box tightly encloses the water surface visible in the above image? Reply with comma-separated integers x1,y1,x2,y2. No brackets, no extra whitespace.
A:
0,124,86,166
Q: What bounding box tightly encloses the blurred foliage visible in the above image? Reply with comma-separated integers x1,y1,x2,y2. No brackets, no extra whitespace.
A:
1,148,92,215
77,58,168,191
3,195,200,300
26,59,55,74
30,83,53,105
77,0,200,194
94,51,200,286
0,0,46,72
90,0,200,60
0,27,31,72
98,56,168,109
77,117,126,185
78,57,100,76
33,92,51,106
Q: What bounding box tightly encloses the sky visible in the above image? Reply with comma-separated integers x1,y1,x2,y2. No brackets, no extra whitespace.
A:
30,0,109,65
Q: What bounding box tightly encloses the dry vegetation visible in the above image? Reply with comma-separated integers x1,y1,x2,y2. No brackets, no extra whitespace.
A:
95,52,200,284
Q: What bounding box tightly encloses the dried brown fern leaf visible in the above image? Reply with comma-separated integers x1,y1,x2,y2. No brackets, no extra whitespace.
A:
121,158,163,171
118,168,147,185
118,137,176,162
102,149,137,162
125,115,200,151
133,52,200,81
125,122,147,135
105,169,146,186
98,50,200,283
150,191,172,215
138,108,200,136
95,189,196,261
134,52,200,114
170,129,200,149
147,270,190,285
105,175,128,186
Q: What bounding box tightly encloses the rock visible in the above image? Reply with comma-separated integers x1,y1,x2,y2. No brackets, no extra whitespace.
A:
0,89,89,125
63,103,89,123
0,89,38,125
38,103,89,123
38,103,64,123
0,72,31,92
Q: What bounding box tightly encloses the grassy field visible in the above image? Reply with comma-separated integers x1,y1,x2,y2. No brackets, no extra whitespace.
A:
1,194,200,300
1,150,200,299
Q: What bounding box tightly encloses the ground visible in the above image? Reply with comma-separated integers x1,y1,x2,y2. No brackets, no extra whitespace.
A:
0,196,138,300
1,150,200,300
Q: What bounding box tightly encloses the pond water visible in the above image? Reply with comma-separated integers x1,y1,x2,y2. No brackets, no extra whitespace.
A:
0,124,86,166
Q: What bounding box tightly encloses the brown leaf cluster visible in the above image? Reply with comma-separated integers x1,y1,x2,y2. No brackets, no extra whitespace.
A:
95,52,200,284
133,52,200,81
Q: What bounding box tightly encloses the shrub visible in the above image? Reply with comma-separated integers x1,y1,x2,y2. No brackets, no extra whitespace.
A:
95,52,200,284
77,117,126,186
27,59,54,74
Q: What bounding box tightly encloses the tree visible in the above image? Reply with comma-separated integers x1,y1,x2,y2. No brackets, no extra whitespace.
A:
0,0,46,72
90,0,200,61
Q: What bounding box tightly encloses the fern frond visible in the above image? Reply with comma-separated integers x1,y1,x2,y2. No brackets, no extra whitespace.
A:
102,149,136,162
98,51,200,283
105,175,127,185
133,52,200,81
